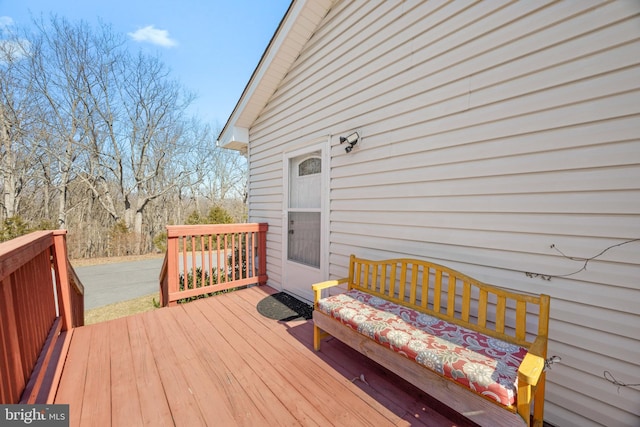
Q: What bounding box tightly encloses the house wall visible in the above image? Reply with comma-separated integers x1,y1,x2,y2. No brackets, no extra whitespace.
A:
246,1,640,426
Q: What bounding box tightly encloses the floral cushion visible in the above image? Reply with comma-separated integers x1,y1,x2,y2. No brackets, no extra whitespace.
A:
317,289,528,406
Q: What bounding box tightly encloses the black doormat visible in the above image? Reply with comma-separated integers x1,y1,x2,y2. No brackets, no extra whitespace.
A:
256,292,313,321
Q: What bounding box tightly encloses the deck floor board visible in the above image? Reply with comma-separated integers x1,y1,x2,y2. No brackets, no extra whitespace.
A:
108,317,143,426
55,285,476,426
80,321,112,427
125,314,173,426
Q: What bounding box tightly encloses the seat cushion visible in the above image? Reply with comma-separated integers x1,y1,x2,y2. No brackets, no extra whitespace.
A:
317,289,528,406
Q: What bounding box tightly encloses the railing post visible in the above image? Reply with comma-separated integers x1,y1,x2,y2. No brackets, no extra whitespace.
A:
52,230,73,331
258,223,268,286
166,233,179,306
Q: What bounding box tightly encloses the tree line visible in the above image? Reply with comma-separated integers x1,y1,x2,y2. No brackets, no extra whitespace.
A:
0,16,246,258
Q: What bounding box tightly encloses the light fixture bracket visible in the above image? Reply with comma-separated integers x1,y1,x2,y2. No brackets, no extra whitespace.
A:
340,131,360,153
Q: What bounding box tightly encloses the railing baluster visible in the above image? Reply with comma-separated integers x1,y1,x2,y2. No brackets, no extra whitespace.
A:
237,233,243,280
244,232,250,279
200,235,206,288
216,234,222,285
208,235,214,287
250,231,256,277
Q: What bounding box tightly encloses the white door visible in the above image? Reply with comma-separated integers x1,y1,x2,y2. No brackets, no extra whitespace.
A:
282,141,327,302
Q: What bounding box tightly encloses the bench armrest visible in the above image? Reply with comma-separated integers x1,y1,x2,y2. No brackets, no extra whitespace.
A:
528,334,548,358
519,352,544,386
312,277,349,303
518,335,547,386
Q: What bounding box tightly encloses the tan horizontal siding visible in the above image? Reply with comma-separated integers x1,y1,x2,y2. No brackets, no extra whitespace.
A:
246,1,640,426
330,210,637,240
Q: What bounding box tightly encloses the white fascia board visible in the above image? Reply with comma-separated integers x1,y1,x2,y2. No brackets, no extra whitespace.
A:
232,1,307,126
218,126,249,152
219,0,331,151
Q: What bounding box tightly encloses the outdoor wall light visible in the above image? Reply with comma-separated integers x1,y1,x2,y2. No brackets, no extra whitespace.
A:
340,131,360,153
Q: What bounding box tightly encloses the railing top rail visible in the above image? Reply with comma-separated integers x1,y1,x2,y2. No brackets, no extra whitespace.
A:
0,230,54,283
166,223,268,237
67,262,85,296
160,251,169,280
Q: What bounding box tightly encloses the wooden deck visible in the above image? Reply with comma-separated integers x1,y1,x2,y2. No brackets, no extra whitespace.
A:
54,285,477,426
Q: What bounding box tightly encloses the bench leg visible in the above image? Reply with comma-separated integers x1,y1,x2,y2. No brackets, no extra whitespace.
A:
314,324,322,351
313,324,332,351
532,372,546,427
517,382,532,427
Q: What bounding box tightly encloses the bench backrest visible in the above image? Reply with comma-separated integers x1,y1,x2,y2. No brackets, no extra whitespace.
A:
346,255,550,349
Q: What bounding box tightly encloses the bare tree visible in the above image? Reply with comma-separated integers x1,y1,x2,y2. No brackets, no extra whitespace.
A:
113,53,197,252
23,16,99,229
183,121,247,206
0,30,46,223
21,16,196,253
0,15,248,255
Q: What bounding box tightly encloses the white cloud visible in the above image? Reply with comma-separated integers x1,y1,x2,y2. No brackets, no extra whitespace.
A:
0,39,30,63
0,17,29,63
0,16,14,32
128,25,178,48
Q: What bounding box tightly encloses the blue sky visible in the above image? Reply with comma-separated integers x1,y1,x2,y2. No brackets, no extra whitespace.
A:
0,0,291,129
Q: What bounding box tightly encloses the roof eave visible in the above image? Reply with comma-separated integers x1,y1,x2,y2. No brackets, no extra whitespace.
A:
217,0,333,151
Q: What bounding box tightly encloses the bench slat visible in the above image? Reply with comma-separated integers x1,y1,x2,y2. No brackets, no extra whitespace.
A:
461,281,471,322
516,300,527,341
399,263,407,302
446,274,456,317
496,295,506,334
434,270,442,313
409,264,418,305
389,264,397,300
371,263,378,293
363,263,370,291
478,289,488,328
420,267,429,311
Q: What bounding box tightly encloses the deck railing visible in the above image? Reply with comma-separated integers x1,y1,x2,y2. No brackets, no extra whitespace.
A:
160,223,268,307
0,230,84,404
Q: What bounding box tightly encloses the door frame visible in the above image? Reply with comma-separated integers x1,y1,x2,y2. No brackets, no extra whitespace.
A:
281,136,330,301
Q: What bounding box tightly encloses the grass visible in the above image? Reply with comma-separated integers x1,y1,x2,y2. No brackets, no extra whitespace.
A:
84,293,159,325
70,252,164,267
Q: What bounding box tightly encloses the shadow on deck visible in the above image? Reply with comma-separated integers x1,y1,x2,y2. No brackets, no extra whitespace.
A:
54,285,477,426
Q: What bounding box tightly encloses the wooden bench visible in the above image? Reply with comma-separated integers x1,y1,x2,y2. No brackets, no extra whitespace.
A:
312,255,550,427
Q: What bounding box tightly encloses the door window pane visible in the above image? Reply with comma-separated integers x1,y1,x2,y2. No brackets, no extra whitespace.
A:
287,212,320,268
299,157,321,176
289,155,321,209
